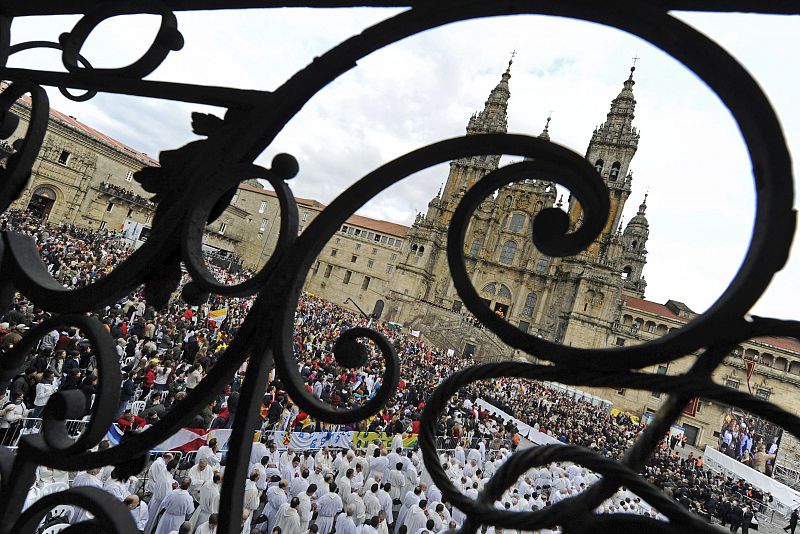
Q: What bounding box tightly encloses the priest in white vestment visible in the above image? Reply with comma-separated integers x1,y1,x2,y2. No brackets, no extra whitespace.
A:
152,478,195,534
275,498,303,534
190,473,222,528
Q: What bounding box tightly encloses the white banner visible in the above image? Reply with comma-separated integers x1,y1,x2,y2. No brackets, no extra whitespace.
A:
703,445,800,511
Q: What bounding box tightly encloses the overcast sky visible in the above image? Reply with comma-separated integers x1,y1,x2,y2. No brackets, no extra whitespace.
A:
7,9,798,321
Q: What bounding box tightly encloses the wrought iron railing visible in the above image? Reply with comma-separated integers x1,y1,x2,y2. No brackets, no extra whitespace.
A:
0,2,798,534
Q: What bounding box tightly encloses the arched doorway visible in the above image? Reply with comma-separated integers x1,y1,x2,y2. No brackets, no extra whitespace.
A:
27,186,57,220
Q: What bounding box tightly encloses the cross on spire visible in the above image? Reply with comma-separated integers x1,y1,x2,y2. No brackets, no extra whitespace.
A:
506,49,516,73
632,52,640,69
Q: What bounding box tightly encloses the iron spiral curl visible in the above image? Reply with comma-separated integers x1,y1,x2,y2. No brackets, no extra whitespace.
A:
0,1,794,533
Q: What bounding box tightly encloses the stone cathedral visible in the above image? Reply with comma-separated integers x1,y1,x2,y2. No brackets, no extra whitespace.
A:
383,60,651,355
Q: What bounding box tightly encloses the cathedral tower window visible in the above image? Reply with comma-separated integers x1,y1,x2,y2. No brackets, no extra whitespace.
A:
469,239,483,256
609,161,621,181
499,241,516,264
509,213,525,233
536,256,549,273
522,292,537,317
594,159,604,173
498,285,512,299
622,265,633,279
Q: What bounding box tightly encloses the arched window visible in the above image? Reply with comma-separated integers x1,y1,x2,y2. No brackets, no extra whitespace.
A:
594,159,604,173
32,186,57,200
509,213,526,233
631,240,638,251
469,238,483,256
622,266,632,279
482,283,496,296
417,246,425,256
609,161,621,181
522,292,537,317
499,241,517,264
498,285,512,299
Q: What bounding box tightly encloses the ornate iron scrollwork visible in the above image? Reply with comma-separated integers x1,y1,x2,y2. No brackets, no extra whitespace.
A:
0,2,797,533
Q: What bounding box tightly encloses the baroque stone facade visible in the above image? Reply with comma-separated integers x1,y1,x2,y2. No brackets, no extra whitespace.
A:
4,67,800,464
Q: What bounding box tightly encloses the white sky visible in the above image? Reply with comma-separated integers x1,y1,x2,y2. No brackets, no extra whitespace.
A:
7,9,799,320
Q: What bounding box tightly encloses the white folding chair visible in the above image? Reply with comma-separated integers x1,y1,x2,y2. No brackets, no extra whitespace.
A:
48,504,73,523
41,524,70,534
130,401,146,416
158,390,169,403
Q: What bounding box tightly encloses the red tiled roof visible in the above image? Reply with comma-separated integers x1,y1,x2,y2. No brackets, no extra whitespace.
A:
14,89,410,239
621,296,689,323
623,297,800,354
239,185,408,237
753,336,800,354
17,95,159,167
239,184,323,209
344,213,408,238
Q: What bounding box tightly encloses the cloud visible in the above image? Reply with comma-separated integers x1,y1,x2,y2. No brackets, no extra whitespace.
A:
5,9,797,320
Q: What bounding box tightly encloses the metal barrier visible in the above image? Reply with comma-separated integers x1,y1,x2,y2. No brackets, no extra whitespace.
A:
0,418,89,449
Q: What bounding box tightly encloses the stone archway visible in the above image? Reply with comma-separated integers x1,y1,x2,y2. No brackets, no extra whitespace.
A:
26,186,58,220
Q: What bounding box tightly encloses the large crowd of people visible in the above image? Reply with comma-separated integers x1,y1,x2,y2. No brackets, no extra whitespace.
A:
0,210,789,534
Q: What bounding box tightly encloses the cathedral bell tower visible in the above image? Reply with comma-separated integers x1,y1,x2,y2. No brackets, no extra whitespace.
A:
621,194,649,296
569,66,640,257
439,58,512,208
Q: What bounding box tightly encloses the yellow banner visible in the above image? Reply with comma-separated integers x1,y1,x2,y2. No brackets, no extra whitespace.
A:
351,432,418,449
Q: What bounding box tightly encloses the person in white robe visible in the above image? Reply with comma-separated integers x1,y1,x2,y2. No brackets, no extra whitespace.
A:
266,481,289,533
251,437,269,466
395,488,421,533
376,511,390,534
338,470,353,502
364,485,381,519
362,516,380,534
428,503,450,532
104,471,134,502
387,465,405,502
36,465,70,489
403,500,428,534
297,485,315,530
243,472,261,534
376,485,393,528
146,468,177,533
145,454,173,495
315,483,343,534
334,505,357,534
290,469,310,498
188,459,213,501
350,489,366,527
190,472,222,529
125,494,149,532
275,498,303,534
195,512,218,534
152,478,195,534
196,439,221,469
71,468,103,523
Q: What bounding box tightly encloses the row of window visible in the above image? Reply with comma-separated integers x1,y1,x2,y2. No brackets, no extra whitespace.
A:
481,284,539,319
318,264,373,290
469,238,550,271
340,225,403,248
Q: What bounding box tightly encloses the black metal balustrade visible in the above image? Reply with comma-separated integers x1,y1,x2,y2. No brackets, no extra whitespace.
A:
0,2,798,534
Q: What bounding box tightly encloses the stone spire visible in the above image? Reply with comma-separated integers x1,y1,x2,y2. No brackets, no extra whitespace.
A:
538,115,552,141
590,66,639,148
466,56,512,135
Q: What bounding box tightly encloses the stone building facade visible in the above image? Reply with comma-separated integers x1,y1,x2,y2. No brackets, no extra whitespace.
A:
4,68,800,465
383,61,650,354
